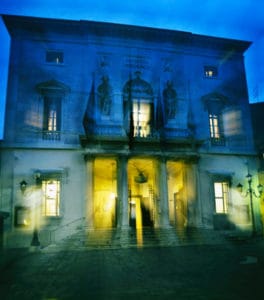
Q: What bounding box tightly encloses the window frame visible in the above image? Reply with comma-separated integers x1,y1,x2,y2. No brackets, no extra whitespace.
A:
204,65,218,78
132,98,153,137
214,181,229,214
41,178,61,217
42,96,62,140
46,50,64,65
208,112,225,146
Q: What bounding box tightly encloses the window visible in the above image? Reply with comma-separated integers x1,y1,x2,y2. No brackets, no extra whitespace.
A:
204,66,218,78
132,99,152,137
43,97,61,140
209,113,220,138
42,179,60,216
46,51,64,64
214,182,229,213
209,113,225,145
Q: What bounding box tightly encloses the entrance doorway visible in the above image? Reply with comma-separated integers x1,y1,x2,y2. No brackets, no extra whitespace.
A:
128,158,155,228
129,195,153,228
93,158,117,228
167,161,187,229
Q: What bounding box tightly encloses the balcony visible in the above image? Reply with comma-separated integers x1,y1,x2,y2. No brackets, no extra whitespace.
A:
42,131,61,141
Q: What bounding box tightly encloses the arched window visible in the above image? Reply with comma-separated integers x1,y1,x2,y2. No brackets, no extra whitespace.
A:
123,72,154,138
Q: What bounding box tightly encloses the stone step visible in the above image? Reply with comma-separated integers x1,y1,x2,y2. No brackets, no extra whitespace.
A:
43,226,231,251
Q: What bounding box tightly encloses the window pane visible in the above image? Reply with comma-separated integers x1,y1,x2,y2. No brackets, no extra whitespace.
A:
48,110,57,131
214,181,228,213
215,197,224,213
42,180,60,216
214,182,223,197
46,51,64,64
133,99,151,137
204,66,218,78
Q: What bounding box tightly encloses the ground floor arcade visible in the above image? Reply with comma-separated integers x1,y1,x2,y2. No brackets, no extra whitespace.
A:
84,155,199,231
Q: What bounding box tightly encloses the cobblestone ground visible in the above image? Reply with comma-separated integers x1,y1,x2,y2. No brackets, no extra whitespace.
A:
1,241,264,300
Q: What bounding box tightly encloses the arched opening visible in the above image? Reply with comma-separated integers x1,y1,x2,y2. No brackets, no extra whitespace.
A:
93,158,117,228
167,161,187,230
128,157,155,228
123,72,154,138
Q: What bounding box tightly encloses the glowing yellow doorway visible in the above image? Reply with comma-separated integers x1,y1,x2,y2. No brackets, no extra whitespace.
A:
93,158,117,228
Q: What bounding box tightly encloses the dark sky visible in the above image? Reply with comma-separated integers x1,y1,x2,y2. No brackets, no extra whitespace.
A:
0,0,264,138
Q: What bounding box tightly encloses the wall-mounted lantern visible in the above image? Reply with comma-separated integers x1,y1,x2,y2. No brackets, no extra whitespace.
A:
237,173,263,236
20,180,27,192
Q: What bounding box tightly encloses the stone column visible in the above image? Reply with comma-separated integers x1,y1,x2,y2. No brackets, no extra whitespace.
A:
117,155,129,229
156,157,170,228
185,160,200,227
84,155,95,229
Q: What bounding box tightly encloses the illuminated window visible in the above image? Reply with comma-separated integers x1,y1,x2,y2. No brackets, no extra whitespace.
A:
42,180,60,216
204,66,218,78
43,97,61,140
214,182,229,213
46,51,64,64
133,99,152,137
209,113,225,145
48,107,57,131
209,114,220,138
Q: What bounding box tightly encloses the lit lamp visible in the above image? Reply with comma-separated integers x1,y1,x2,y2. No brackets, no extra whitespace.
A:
20,180,27,192
237,173,263,236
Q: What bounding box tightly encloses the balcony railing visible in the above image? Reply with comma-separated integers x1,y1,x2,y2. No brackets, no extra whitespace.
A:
210,137,225,146
42,130,61,141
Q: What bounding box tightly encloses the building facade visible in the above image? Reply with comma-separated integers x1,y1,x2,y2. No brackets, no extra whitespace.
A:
0,15,262,247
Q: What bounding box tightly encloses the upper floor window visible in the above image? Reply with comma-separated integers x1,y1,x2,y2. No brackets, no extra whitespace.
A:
123,72,154,139
209,113,225,145
36,79,70,141
42,179,61,217
43,97,61,140
214,181,229,214
133,100,152,137
46,51,64,64
202,93,229,146
204,66,218,78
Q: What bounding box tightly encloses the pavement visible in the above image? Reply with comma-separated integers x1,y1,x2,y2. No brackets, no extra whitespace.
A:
1,239,264,300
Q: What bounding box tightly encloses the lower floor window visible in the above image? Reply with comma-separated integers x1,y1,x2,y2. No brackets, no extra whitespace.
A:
42,179,60,216
214,182,229,213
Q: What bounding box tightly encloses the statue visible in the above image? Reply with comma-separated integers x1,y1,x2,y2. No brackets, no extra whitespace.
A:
163,80,177,119
97,76,112,115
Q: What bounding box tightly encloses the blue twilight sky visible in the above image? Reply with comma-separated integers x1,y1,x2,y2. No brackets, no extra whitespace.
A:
0,0,264,139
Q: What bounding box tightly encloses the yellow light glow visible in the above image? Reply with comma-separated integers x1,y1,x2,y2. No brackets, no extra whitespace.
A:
135,198,143,247
110,192,116,200
93,158,117,228
42,180,60,216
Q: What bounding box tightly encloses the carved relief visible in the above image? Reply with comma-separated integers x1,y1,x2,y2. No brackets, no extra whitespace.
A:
163,80,177,119
124,55,150,70
97,76,112,115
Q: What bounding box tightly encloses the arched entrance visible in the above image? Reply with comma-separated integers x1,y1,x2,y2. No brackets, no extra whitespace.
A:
167,161,188,230
93,158,117,228
128,158,155,228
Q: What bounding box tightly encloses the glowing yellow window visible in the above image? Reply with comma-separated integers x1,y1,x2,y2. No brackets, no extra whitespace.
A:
209,114,220,138
48,109,57,131
214,182,228,214
133,100,151,137
204,66,218,78
42,180,60,216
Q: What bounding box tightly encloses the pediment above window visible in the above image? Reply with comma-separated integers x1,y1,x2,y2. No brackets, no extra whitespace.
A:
36,79,71,96
201,92,229,113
